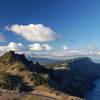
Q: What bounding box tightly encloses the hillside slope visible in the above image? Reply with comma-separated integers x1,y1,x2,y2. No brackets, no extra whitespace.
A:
1,51,100,99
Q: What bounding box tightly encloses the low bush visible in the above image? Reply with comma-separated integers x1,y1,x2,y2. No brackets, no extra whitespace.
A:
28,72,49,87
0,72,23,90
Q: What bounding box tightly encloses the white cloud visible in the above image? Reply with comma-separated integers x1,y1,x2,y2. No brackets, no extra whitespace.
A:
62,45,69,50
29,43,54,51
0,42,24,52
0,32,6,42
5,24,61,42
24,49,100,59
42,44,54,50
29,43,43,51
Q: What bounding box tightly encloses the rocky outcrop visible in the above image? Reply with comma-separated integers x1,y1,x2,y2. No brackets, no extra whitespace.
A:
0,51,32,65
0,51,48,73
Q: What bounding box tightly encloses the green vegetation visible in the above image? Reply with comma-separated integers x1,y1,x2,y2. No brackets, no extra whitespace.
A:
15,61,26,71
28,72,49,87
0,72,23,90
0,51,16,65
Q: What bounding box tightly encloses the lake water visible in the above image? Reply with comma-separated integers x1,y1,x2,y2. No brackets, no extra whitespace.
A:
85,79,100,100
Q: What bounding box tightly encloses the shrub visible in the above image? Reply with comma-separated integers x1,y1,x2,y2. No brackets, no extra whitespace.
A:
15,62,26,71
28,72,49,87
17,65,26,71
0,72,23,90
55,92,59,96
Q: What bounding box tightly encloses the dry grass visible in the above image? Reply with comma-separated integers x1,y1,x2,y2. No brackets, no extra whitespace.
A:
25,96,51,100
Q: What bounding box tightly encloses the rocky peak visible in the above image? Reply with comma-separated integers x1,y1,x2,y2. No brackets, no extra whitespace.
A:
0,51,31,65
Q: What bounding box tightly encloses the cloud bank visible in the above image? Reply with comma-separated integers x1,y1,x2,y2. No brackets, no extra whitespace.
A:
5,24,61,42
0,42,54,54
0,42,24,52
0,42,100,59
29,43,54,51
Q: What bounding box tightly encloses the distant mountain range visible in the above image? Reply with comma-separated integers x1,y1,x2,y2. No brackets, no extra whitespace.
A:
29,57,100,65
28,57,61,65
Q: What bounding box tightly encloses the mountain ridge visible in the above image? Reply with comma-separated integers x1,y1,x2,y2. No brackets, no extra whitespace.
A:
0,51,100,100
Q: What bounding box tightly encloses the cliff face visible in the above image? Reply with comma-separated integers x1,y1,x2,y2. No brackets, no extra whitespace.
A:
52,57,100,97
68,57,100,78
68,57,100,80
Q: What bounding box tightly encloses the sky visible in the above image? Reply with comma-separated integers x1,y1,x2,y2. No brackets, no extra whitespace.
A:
0,0,100,59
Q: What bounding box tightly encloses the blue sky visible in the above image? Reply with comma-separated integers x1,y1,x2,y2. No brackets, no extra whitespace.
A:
0,0,100,59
